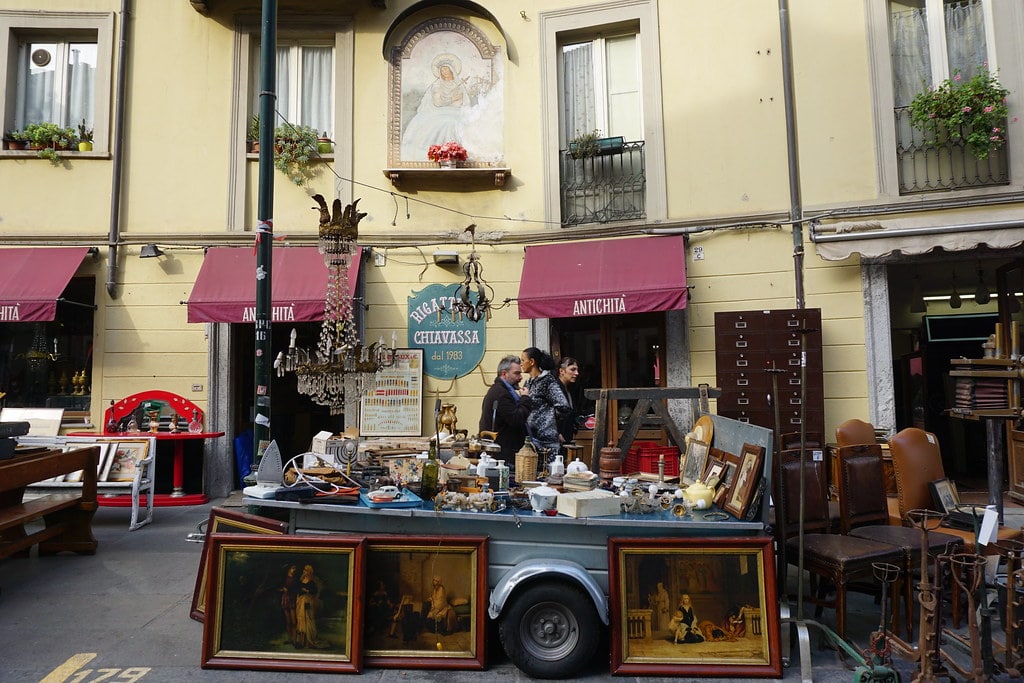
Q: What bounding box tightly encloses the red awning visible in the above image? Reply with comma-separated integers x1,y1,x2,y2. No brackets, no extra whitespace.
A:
186,246,361,323
517,236,687,319
0,247,90,322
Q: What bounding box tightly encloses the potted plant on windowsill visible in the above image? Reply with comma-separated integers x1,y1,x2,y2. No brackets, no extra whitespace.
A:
247,114,260,153
317,131,333,155
568,129,625,159
273,123,321,185
3,129,27,150
909,68,1011,160
77,120,93,152
24,122,78,165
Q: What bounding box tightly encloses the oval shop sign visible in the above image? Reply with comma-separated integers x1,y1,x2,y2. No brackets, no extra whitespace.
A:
407,283,486,379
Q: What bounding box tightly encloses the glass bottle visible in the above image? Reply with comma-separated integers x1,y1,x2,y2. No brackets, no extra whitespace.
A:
496,459,509,492
188,409,203,434
126,413,139,433
105,400,118,434
420,440,439,501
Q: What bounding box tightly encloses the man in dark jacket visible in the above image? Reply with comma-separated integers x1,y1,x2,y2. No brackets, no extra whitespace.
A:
479,355,532,462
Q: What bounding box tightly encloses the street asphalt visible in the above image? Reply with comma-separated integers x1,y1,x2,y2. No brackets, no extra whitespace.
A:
1,495,1020,682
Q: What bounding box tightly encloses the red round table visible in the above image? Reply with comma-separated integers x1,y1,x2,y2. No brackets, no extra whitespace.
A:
68,430,224,506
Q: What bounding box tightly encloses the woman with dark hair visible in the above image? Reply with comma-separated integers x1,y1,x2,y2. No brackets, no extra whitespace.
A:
556,357,580,447
521,347,569,463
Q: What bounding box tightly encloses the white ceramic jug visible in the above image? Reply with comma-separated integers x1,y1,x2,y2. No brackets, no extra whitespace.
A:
549,455,565,477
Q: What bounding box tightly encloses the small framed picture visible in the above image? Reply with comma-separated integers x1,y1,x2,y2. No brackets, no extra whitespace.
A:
681,439,709,486
190,507,289,622
928,478,961,514
100,440,149,482
63,442,110,482
201,533,364,673
723,443,766,520
609,536,781,677
363,535,487,669
702,458,726,489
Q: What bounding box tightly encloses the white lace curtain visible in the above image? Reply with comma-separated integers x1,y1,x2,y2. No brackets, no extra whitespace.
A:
890,0,988,107
561,42,597,144
274,46,332,137
23,44,95,128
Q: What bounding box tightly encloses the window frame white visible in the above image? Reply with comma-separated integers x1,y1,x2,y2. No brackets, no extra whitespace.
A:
250,38,337,137
559,32,643,145
0,10,113,155
540,0,666,226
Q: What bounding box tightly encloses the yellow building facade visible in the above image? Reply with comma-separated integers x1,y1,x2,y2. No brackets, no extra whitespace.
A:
1,0,1023,497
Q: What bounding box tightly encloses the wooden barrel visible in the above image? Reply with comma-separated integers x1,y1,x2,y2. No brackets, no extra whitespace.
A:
599,442,622,483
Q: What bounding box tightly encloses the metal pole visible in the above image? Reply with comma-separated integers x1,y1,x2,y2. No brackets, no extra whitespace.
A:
250,0,276,474
778,0,805,309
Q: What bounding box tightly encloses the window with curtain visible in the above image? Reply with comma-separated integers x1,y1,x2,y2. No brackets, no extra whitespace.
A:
252,41,334,139
17,39,96,130
889,0,992,107
559,33,642,144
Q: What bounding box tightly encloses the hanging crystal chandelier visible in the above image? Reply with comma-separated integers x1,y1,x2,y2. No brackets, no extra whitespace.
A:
275,196,395,415
450,224,494,322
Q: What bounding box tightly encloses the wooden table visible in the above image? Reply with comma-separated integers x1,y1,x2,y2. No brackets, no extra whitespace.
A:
0,447,98,558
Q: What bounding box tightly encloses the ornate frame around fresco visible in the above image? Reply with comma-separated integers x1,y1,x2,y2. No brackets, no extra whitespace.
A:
608,536,780,677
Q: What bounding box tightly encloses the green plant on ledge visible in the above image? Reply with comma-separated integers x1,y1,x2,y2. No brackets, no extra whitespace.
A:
24,122,78,165
568,128,601,159
273,123,321,185
909,68,1011,160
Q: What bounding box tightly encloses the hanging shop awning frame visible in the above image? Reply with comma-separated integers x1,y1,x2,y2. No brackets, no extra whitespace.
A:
186,246,361,323
0,247,92,322
810,218,1024,261
517,235,687,319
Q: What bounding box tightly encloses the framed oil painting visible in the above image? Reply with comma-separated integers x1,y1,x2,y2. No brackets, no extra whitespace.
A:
190,507,289,622
608,536,780,677
201,533,364,674
681,438,709,486
723,443,765,520
363,535,487,670
63,442,109,483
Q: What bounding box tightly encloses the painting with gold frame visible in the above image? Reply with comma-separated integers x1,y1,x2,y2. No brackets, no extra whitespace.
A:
363,535,487,670
201,533,364,674
608,536,780,677
190,507,289,622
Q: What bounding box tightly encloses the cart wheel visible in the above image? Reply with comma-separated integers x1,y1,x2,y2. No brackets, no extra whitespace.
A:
498,581,601,679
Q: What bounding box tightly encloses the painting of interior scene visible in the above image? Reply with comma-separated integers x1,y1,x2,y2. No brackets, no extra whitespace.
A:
364,544,478,658
214,546,355,661
617,545,771,666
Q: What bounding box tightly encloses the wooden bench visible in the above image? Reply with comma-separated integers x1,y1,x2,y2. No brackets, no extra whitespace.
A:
0,446,99,558
19,435,155,531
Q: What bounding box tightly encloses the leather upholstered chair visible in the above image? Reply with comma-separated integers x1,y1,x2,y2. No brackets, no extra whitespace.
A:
775,456,905,639
888,428,1021,552
835,419,877,447
836,443,962,639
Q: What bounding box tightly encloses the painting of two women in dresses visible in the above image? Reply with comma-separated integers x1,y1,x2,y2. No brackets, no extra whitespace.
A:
215,548,354,660
620,549,770,664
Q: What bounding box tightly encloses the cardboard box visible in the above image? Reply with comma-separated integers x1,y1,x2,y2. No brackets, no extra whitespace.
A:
556,490,622,518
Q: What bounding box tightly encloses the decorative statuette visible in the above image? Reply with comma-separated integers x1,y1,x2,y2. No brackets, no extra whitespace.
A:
188,409,203,434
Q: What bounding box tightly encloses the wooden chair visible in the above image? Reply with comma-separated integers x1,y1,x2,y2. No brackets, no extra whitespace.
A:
835,419,877,447
835,443,963,639
775,456,905,639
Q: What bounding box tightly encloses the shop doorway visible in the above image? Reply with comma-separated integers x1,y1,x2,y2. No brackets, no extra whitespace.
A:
550,312,666,462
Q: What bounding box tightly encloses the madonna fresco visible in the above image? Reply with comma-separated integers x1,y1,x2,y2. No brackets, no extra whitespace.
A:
388,17,504,167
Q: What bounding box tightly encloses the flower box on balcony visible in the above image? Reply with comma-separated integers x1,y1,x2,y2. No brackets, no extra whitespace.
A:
569,135,624,159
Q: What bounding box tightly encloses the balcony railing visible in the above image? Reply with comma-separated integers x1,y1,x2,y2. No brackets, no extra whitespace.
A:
894,106,1009,194
559,140,646,226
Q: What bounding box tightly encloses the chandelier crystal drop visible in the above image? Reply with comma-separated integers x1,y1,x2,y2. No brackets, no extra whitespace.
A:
275,196,394,415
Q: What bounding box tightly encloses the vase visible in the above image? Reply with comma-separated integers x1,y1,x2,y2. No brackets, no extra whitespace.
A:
438,159,456,169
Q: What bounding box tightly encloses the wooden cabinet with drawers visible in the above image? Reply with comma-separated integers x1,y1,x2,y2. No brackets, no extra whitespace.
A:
714,308,824,441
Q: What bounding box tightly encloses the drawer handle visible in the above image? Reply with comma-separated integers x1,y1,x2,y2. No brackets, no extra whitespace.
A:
734,321,747,329
735,340,748,348
737,378,749,386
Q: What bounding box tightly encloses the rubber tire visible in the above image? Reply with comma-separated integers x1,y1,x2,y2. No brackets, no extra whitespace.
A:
497,581,602,679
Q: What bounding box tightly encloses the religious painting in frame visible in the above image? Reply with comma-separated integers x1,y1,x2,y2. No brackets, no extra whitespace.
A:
723,443,766,520
387,16,505,167
190,507,290,622
681,438,709,486
363,535,487,670
608,536,781,677
201,534,364,674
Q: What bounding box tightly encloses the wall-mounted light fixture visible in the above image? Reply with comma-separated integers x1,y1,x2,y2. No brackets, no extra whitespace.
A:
139,244,164,259
432,250,460,265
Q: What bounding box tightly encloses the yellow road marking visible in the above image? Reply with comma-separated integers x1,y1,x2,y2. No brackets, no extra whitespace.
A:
39,653,96,683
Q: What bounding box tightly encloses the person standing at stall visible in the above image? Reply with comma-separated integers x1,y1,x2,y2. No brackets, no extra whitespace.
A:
522,347,570,463
556,356,580,449
479,355,533,462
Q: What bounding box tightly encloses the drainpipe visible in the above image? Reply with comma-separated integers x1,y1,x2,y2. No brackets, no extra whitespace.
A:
106,0,131,298
778,0,805,309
